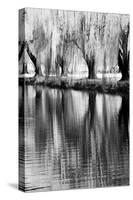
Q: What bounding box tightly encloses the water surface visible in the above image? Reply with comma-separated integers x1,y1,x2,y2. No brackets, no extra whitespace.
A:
19,85,129,191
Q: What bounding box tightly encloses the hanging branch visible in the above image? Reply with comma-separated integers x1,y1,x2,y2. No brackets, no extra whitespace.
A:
26,42,42,76
118,23,129,81
19,41,25,61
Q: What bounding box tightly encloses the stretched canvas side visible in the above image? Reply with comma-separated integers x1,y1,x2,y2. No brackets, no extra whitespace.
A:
18,8,26,191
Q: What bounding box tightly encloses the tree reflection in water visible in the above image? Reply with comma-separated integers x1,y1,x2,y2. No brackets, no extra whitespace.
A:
19,85,129,191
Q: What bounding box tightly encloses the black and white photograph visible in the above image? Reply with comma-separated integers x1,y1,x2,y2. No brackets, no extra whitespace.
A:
19,8,129,192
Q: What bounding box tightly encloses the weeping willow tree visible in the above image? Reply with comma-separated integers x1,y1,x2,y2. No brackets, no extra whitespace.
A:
118,22,130,81
19,8,129,80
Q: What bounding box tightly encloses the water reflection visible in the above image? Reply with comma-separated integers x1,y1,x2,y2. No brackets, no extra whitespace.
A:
19,85,129,191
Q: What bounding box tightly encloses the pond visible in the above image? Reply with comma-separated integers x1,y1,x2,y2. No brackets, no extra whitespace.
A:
19,85,129,192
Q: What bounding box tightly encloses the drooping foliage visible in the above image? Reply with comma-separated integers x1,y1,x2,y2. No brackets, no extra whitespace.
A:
19,8,129,79
118,22,130,80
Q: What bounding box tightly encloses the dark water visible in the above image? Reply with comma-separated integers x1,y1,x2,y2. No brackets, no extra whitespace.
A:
19,85,129,192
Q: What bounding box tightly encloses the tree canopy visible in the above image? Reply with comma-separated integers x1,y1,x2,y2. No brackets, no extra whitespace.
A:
19,8,129,80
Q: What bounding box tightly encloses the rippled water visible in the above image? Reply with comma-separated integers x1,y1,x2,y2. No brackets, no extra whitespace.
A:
19,85,129,192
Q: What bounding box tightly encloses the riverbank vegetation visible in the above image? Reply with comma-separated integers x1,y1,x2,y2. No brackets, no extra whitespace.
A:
19,76,129,94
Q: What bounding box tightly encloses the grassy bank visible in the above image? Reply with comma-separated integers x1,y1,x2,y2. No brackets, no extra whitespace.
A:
19,76,129,94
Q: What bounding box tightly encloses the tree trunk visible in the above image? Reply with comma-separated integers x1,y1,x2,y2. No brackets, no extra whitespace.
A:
61,64,64,76
56,54,65,76
88,65,96,79
26,43,43,77
86,55,96,79
19,41,25,61
118,51,129,81
35,61,43,77
118,24,129,81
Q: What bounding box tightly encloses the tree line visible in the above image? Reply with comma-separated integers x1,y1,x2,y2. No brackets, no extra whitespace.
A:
19,9,130,80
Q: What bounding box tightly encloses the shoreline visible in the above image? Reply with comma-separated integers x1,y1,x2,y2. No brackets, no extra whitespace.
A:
19,76,129,95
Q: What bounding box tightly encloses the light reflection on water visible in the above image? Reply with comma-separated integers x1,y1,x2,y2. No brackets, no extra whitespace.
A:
19,85,129,192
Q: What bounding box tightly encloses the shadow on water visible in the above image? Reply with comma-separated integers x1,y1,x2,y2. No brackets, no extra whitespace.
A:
118,95,129,139
19,85,129,191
